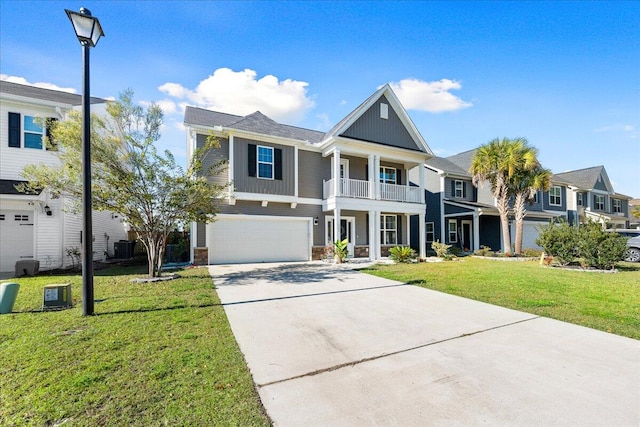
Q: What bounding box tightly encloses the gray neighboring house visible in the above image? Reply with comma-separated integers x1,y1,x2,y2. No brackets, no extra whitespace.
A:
184,84,433,264
554,165,632,229
0,81,127,273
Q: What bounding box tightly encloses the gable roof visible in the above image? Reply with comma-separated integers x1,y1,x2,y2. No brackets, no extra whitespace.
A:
425,156,471,177
184,106,325,144
320,84,432,154
446,148,477,172
0,80,105,106
553,166,611,191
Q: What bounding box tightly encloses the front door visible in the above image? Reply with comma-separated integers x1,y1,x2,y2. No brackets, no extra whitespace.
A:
461,220,473,252
327,216,355,257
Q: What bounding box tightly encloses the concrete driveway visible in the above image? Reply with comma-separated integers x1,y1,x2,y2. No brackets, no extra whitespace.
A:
210,262,640,426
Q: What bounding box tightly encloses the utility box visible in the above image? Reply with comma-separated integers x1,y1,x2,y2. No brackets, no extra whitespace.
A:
0,282,20,314
15,260,39,277
43,284,72,310
114,240,134,259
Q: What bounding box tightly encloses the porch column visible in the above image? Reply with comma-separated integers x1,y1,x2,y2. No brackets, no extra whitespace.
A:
368,154,375,199
419,212,426,258
333,149,341,197
374,155,381,200
368,210,376,260
473,212,480,251
228,135,235,204
334,207,341,245
374,210,381,259
405,213,411,246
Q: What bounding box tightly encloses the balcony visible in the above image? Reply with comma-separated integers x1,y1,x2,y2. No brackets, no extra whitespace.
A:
323,178,422,203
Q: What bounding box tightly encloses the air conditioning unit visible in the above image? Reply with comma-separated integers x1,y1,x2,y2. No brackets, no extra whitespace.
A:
43,284,72,310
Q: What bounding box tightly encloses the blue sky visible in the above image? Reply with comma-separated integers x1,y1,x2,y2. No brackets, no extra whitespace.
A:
2,1,639,197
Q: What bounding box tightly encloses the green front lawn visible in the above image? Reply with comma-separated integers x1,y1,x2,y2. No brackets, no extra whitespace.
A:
363,257,640,340
0,266,269,426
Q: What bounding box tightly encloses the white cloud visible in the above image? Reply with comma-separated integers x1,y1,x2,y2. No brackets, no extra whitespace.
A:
159,68,315,124
0,74,77,93
387,78,472,113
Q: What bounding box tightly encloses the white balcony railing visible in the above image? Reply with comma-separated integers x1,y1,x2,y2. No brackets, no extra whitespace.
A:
323,178,422,203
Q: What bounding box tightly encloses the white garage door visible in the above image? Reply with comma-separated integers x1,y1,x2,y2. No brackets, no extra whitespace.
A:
512,221,543,250
209,215,311,264
0,210,34,272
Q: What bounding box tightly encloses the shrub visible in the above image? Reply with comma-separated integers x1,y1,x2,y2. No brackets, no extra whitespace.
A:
576,221,627,270
431,240,452,258
521,248,543,258
333,239,349,263
536,219,577,266
389,246,416,263
474,245,494,257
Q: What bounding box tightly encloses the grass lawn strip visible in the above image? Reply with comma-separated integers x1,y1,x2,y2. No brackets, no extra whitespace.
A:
363,257,640,340
0,266,270,426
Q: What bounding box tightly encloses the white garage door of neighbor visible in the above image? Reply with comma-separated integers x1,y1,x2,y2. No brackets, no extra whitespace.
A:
209,216,311,264
0,210,34,272
512,221,543,250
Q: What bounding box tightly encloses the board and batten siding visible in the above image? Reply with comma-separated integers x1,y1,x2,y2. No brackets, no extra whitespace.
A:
341,95,421,152
196,133,229,187
233,137,295,196
444,177,474,202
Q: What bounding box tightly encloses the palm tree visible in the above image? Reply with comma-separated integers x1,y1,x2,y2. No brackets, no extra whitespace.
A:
510,164,552,255
470,137,533,254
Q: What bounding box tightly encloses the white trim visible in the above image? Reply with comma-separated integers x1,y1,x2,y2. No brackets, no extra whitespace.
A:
448,219,458,243
257,145,275,180
326,215,355,257
294,145,299,197
461,220,473,250
232,192,323,206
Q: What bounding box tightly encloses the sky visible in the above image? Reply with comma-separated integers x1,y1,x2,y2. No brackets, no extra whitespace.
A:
2,1,639,197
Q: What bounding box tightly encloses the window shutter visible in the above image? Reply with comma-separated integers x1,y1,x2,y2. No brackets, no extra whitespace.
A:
463,182,467,198
248,144,256,177
593,195,597,209
45,118,58,151
450,180,455,197
274,148,283,180
8,112,20,147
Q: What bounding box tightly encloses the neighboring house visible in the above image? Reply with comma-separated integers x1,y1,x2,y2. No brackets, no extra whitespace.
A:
629,199,640,229
554,166,632,229
0,81,127,273
184,84,432,264
418,151,559,253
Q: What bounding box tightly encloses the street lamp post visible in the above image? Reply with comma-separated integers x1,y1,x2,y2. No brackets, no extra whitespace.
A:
65,8,104,316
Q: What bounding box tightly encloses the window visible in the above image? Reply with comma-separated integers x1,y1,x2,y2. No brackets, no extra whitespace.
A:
426,222,434,242
595,195,605,211
380,214,397,245
532,192,539,204
549,186,562,206
454,180,464,198
613,199,622,213
7,113,56,150
257,145,274,179
379,167,396,184
577,193,584,206
448,220,457,243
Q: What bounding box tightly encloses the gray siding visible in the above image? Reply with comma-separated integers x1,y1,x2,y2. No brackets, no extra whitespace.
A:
444,177,474,202
341,95,422,152
543,186,567,211
298,150,329,198
197,134,229,186
594,176,608,191
233,137,295,196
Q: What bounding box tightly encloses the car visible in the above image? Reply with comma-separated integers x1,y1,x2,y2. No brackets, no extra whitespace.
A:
611,229,640,262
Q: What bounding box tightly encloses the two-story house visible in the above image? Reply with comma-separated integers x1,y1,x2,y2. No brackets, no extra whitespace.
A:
0,81,127,274
554,166,631,229
184,84,432,264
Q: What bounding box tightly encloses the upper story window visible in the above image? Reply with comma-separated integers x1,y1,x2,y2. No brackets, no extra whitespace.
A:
612,199,622,213
532,191,539,204
594,194,605,211
8,112,56,150
454,180,464,198
549,186,562,206
380,103,389,120
380,167,396,184
577,193,584,206
257,145,274,179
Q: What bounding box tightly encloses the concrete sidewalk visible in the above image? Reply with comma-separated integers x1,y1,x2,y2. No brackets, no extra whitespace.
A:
211,262,640,426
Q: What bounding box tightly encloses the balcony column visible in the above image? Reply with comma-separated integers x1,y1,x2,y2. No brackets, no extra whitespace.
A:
419,163,425,203
419,212,426,258
333,149,341,197
473,212,480,251
374,155,381,200
368,154,375,199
